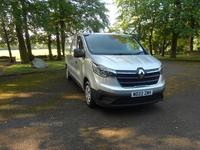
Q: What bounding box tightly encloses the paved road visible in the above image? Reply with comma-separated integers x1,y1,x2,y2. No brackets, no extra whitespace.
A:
0,60,200,150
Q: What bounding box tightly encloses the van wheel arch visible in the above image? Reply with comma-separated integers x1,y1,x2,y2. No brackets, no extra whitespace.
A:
83,77,89,90
65,64,72,80
84,78,96,108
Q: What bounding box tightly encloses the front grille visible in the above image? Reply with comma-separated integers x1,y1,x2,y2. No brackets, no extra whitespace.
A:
112,93,163,105
116,69,160,87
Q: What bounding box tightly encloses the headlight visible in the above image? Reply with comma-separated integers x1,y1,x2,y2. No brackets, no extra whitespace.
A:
92,62,116,78
159,65,164,74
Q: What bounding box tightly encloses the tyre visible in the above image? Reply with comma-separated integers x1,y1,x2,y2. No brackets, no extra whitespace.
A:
66,67,72,80
85,81,96,108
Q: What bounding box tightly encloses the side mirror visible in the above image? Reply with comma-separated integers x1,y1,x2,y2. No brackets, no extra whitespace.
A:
74,49,85,58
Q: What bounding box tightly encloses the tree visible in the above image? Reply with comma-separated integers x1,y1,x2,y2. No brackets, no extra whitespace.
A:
113,0,200,58
0,1,17,62
47,34,54,60
35,0,54,60
156,0,171,56
47,0,109,60
113,0,143,40
5,0,52,63
169,0,183,58
182,0,200,51
61,0,109,59
21,0,35,61
113,0,160,55
11,1,29,63
0,0,109,63
33,32,55,60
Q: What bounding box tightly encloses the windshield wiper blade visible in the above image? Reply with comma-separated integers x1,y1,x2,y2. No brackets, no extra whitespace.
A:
115,53,132,55
134,52,144,55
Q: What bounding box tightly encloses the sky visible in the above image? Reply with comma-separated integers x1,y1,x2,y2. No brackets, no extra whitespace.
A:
102,0,118,26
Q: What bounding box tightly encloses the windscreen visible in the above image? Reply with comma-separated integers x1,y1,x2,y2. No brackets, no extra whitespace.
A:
84,34,144,55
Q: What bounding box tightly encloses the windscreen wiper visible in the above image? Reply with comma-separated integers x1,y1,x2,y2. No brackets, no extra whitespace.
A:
134,52,144,55
115,53,133,55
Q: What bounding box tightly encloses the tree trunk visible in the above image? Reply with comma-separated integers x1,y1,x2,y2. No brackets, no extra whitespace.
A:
154,45,157,55
159,48,162,55
2,17,13,62
170,0,181,58
189,36,194,52
137,21,141,41
25,27,34,61
60,20,65,61
161,37,166,57
59,0,65,61
149,28,153,55
22,2,34,61
164,42,171,51
25,28,34,61
170,33,177,58
15,25,29,63
7,43,13,62
11,1,29,63
56,27,62,60
189,16,194,51
48,34,53,60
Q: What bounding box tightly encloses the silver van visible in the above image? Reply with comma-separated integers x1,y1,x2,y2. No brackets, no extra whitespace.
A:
65,33,165,108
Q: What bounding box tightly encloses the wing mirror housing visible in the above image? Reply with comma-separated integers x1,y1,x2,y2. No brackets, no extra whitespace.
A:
74,49,85,58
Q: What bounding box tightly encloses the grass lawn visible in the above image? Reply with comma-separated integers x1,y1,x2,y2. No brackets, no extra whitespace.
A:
0,49,58,60
0,62,11,69
0,61,65,75
0,72,64,101
153,55,200,61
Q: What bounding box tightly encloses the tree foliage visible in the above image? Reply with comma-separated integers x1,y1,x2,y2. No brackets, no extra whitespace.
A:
0,0,109,63
113,0,200,58
0,1,17,62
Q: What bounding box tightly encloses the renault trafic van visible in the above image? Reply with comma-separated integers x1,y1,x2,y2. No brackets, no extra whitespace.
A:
65,33,165,108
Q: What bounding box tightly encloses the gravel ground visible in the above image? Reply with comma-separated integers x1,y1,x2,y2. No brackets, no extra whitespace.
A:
0,60,200,150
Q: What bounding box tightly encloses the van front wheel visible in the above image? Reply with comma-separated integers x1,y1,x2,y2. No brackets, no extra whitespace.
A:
85,81,96,108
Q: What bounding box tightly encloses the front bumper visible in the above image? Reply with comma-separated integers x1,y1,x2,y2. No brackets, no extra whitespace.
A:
91,88,165,108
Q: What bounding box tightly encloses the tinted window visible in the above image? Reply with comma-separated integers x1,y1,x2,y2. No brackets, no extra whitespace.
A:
84,34,144,55
66,35,76,54
77,36,84,52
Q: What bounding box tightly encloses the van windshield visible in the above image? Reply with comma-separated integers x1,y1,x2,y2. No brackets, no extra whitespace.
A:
84,34,145,55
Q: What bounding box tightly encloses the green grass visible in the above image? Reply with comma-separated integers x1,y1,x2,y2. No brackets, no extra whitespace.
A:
0,61,65,75
0,72,65,109
0,49,57,60
0,62,10,69
0,72,64,94
154,55,200,61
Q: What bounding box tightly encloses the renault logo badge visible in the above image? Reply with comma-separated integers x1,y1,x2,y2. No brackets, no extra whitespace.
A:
137,68,145,79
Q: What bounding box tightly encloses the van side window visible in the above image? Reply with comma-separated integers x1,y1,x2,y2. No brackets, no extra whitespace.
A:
77,36,84,52
65,37,71,53
65,35,77,54
70,36,77,55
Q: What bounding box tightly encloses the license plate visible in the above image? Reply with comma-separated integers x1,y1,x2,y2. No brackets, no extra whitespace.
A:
131,90,153,97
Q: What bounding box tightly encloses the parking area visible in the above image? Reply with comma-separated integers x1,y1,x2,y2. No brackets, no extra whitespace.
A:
0,60,200,150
